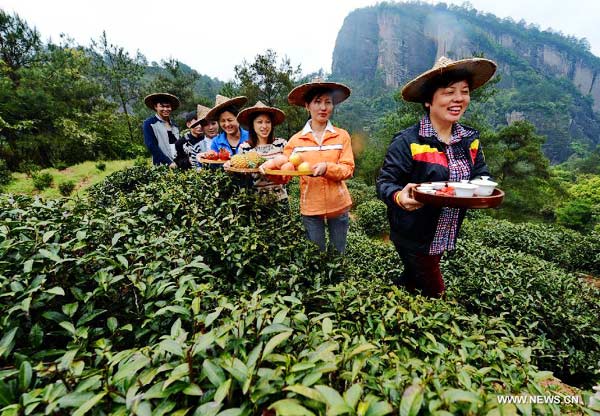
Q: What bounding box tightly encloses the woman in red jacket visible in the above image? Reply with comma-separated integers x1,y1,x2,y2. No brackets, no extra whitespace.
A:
377,56,496,297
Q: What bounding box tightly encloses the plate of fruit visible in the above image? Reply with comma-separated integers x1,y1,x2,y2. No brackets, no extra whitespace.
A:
261,154,314,176
223,151,266,173
413,181,504,209
199,149,230,164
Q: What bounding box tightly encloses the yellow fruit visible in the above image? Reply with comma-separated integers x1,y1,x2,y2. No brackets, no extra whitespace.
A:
280,162,295,171
289,153,303,166
297,162,312,173
230,154,249,168
245,151,260,164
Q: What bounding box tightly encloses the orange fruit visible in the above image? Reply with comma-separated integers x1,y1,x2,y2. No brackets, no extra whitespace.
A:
289,153,303,166
297,162,312,173
280,162,295,171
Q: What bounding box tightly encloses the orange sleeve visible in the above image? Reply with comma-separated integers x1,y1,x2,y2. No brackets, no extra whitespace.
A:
324,130,355,181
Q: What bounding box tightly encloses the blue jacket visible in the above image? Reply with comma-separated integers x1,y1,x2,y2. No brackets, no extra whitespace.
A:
376,123,490,253
210,128,249,156
143,115,179,165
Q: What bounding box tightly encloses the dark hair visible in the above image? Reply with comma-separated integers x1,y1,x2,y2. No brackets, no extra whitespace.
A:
247,112,275,148
216,105,240,119
303,87,334,105
185,111,198,124
421,69,474,113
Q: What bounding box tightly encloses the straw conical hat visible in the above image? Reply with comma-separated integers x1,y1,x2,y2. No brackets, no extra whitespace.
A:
287,78,351,106
236,101,286,127
189,104,212,128
205,94,248,121
144,92,180,110
401,56,497,103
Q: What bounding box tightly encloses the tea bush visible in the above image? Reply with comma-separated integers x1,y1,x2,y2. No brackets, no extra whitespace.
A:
444,239,600,386
53,160,69,171
31,171,53,190
345,231,400,281
0,167,595,415
347,178,375,210
355,200,389,237
0,159,12,188
461,217,600,274
58,180,76,196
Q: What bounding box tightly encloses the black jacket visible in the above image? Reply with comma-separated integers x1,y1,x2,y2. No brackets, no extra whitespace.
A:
376,123,490,253
174,133,204,170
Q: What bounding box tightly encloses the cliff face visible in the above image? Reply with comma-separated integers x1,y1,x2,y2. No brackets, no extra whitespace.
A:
331,3,600,162
333,6,600,109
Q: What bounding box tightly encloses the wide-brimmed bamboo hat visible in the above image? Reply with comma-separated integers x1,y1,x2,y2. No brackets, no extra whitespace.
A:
287,78,351,106
144,92,180,111
205,94,248,121
401,56,497,103
189,104,212,128
236,101,286,127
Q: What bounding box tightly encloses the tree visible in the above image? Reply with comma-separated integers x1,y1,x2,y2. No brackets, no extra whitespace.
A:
232,50,305,138
147,58,199,112
90,31,147,144
484,121,561,221
0,35,136,168
0,10,41,84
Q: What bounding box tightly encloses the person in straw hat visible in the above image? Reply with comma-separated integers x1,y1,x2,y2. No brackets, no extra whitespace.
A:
376,56,496,298
142,92,181,166
283,78,355,254
204,94,249,157
236,101,288,201
173,105,213,170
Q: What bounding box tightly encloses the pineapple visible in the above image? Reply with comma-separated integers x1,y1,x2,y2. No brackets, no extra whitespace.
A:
230,154,249,168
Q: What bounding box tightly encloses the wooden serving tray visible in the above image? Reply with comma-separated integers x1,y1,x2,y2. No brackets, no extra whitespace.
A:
199,158,226,164
264,169,313,177
413,188,505,209
224,166,260,173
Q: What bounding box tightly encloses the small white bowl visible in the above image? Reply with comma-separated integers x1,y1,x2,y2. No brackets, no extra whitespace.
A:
416,187,436,194
448,182,478,197
470,179,498,196
430,182,446,190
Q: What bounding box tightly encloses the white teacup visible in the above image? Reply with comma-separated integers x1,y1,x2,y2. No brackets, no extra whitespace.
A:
448,182,478,197
470,178,498,196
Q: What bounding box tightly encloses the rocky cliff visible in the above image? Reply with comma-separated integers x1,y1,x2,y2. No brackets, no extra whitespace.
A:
331,3,600,162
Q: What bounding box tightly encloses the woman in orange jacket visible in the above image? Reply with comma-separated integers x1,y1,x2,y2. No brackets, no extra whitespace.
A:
284,80,355,253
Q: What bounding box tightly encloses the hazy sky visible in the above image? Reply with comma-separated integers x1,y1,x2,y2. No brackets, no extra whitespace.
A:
2,0,599,81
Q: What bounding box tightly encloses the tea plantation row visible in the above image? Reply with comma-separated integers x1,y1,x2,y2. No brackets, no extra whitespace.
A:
0,167,598,415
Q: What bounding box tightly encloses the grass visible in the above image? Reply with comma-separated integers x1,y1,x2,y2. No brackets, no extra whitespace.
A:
3,160,138,198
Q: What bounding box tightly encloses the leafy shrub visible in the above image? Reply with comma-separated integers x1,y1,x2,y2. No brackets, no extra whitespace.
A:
345,231,401,281
355,199,389,237
58,180,76,196
0,169,594,414
444,239,600,386
461,217,600,274
19,161,41,175
31,171,53,190
347,178,375,209
0,158,12,187
53,160,69,170
555,199,598,232
134,155,150,167
95,161,106,171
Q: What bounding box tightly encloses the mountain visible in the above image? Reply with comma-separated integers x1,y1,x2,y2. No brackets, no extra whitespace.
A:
331,1,600,163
